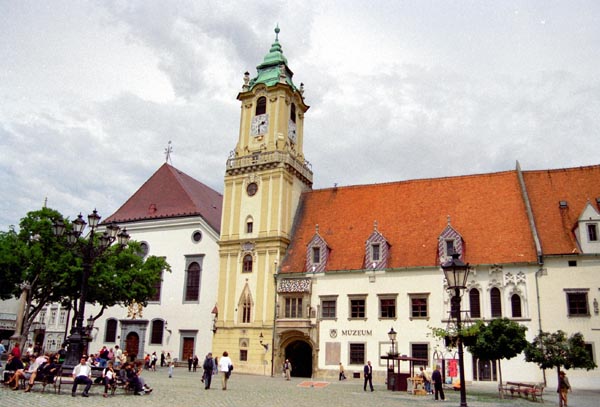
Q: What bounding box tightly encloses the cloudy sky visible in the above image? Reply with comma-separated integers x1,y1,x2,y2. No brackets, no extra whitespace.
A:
1,1,599,230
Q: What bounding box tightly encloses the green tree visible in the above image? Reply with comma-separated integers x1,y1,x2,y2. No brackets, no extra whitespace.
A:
468,318,528,393
525,330,596,405
0,207,170,348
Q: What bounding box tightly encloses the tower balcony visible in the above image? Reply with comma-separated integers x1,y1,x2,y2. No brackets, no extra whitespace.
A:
226,150,313,186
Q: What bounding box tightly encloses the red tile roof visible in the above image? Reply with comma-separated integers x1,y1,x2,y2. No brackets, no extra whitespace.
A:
104,163,222,232
281,170,538,273
523,165,600,255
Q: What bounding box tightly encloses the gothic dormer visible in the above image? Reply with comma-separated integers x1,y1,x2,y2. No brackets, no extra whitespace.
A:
364,221,390,270
574,201,600,253
306,224,329,273
438,216,465,264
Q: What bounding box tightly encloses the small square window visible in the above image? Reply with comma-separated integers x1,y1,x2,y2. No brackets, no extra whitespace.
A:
349,297,366,319
349,343,365,365
379,298,396,318
410,296,428,318
566,292,589,316
321,298,337,319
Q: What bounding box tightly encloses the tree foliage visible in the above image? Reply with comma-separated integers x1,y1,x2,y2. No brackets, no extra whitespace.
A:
524,330,596,371
0,207,170,346
469,318,528,361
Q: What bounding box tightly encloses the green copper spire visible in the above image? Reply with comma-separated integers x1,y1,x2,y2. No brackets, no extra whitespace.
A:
248,25,297,91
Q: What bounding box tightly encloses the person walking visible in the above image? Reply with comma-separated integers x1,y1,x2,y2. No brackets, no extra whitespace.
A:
363,360,374,391
218,351,233,390
202,353,215,389
431,365,445,401
192,355,199,372
339,362,346,380
558,370,571,407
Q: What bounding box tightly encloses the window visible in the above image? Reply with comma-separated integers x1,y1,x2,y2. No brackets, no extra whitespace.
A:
49,310,57,325
150,268,163,302
39,310,46,323
290,103,296,123
185,262,201,302
379,297,396,319
139,241,149,257
285,297,303,318
469,289,481,318
511,294,522,318
105,319,118,343
59,310,66,325
312,247,321,263
584,343,595,364
490,287,502,317
192,230,202,243
150,320,164,344
450,294,460,319
588,224,598,241
240,349,248,361
372,244,380,262
255,96,266,115
411,343,429,366
321,298,337,319
410,294,429,319
246,182,258,196
566,291,589,316
350,297,366,319
243,254,253,273
242,294,252,323
349,343,365,365
445,240,455,256
568,260,577,267
246,221,253,233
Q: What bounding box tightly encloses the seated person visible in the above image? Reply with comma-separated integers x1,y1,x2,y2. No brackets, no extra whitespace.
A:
24,354,51,391
123,362,150,395
3,354,24,386
26,354,60,392
72,356,93,397
9,356,40,390
102,361,116,397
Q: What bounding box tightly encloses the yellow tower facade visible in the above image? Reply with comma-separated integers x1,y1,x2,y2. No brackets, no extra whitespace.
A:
213,27,312,375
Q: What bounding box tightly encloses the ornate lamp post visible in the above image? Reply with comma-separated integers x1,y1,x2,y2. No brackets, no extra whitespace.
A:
388,327,397,355
441,252,470,407
53,210,129,367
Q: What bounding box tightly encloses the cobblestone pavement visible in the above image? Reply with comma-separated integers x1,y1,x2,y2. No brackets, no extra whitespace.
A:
2,368,598,407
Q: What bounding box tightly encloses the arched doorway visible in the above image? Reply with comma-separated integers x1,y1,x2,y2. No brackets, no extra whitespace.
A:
125,332,140,361
284,340,312,378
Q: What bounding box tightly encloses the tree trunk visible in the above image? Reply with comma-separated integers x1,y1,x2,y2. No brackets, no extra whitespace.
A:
498,360,504,399
556,366,562,407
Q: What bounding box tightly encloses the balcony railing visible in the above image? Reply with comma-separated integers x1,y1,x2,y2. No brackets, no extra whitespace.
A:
226,150,313,184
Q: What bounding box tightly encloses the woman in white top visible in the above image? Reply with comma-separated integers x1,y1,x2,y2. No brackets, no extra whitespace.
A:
218,351,233,390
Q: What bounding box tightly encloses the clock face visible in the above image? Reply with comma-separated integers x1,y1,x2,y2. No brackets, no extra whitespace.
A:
251,114,269,136
288,119,297,143
247,182,258,196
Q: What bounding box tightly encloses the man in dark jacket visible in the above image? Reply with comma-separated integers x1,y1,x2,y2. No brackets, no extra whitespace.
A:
431,365,445,401
202,353,215,389
363,360,374,391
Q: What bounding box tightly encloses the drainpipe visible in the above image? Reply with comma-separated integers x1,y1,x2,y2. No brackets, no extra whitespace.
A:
271,259,278,377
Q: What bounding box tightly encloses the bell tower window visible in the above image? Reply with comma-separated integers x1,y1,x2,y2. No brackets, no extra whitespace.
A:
290,103,296,123
256,97,266,115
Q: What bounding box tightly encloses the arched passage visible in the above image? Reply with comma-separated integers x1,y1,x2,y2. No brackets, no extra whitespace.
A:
125,331,140,361
284,340,312,378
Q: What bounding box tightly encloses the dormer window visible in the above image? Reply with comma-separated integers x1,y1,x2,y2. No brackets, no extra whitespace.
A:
445,240,456,256
364,221,389,269
312,247,321,263
588,223,598,241
371,244,380,262
438,217,464,264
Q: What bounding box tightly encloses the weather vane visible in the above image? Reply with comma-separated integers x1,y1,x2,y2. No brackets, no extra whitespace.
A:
164,140,173,164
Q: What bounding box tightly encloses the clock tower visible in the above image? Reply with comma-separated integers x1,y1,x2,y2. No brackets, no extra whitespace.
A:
213,27,312,375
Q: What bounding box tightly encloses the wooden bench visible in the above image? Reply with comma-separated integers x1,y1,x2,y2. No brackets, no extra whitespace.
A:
501,381,545,402
55,366,111,394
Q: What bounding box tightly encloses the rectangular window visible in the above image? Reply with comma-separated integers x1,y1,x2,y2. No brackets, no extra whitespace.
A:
445,240,455,255
39,310,46,323
49,310,57,325
379,297,396,318
59,310,66,325
349,343,365,365
372,244,380,261
150,268,164,302
349,297,366,319
409,293,429,319
246,221,253,234
240,349,248,361
588,224,598,241
584,343,595,364
321,298,337,319
312,247,321,263
411,343,429,366
285,297,303,318
566,291,589,316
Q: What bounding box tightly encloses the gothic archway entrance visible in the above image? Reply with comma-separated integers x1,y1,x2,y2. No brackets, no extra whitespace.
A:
284,340,312,378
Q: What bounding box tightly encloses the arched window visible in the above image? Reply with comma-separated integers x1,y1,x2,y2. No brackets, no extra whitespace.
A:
490,287,502,318
290,103,296,123
239,287,253,323
511,294,522,318
150,319,164,344
243,254,253,273
105,319,118,343
469,289,481,318
185,262,201,301
255,96,266,115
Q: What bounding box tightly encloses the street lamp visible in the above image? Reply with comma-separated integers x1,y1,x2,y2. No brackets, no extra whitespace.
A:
53,210,129,367
441,252,470,407
388,327,397,355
